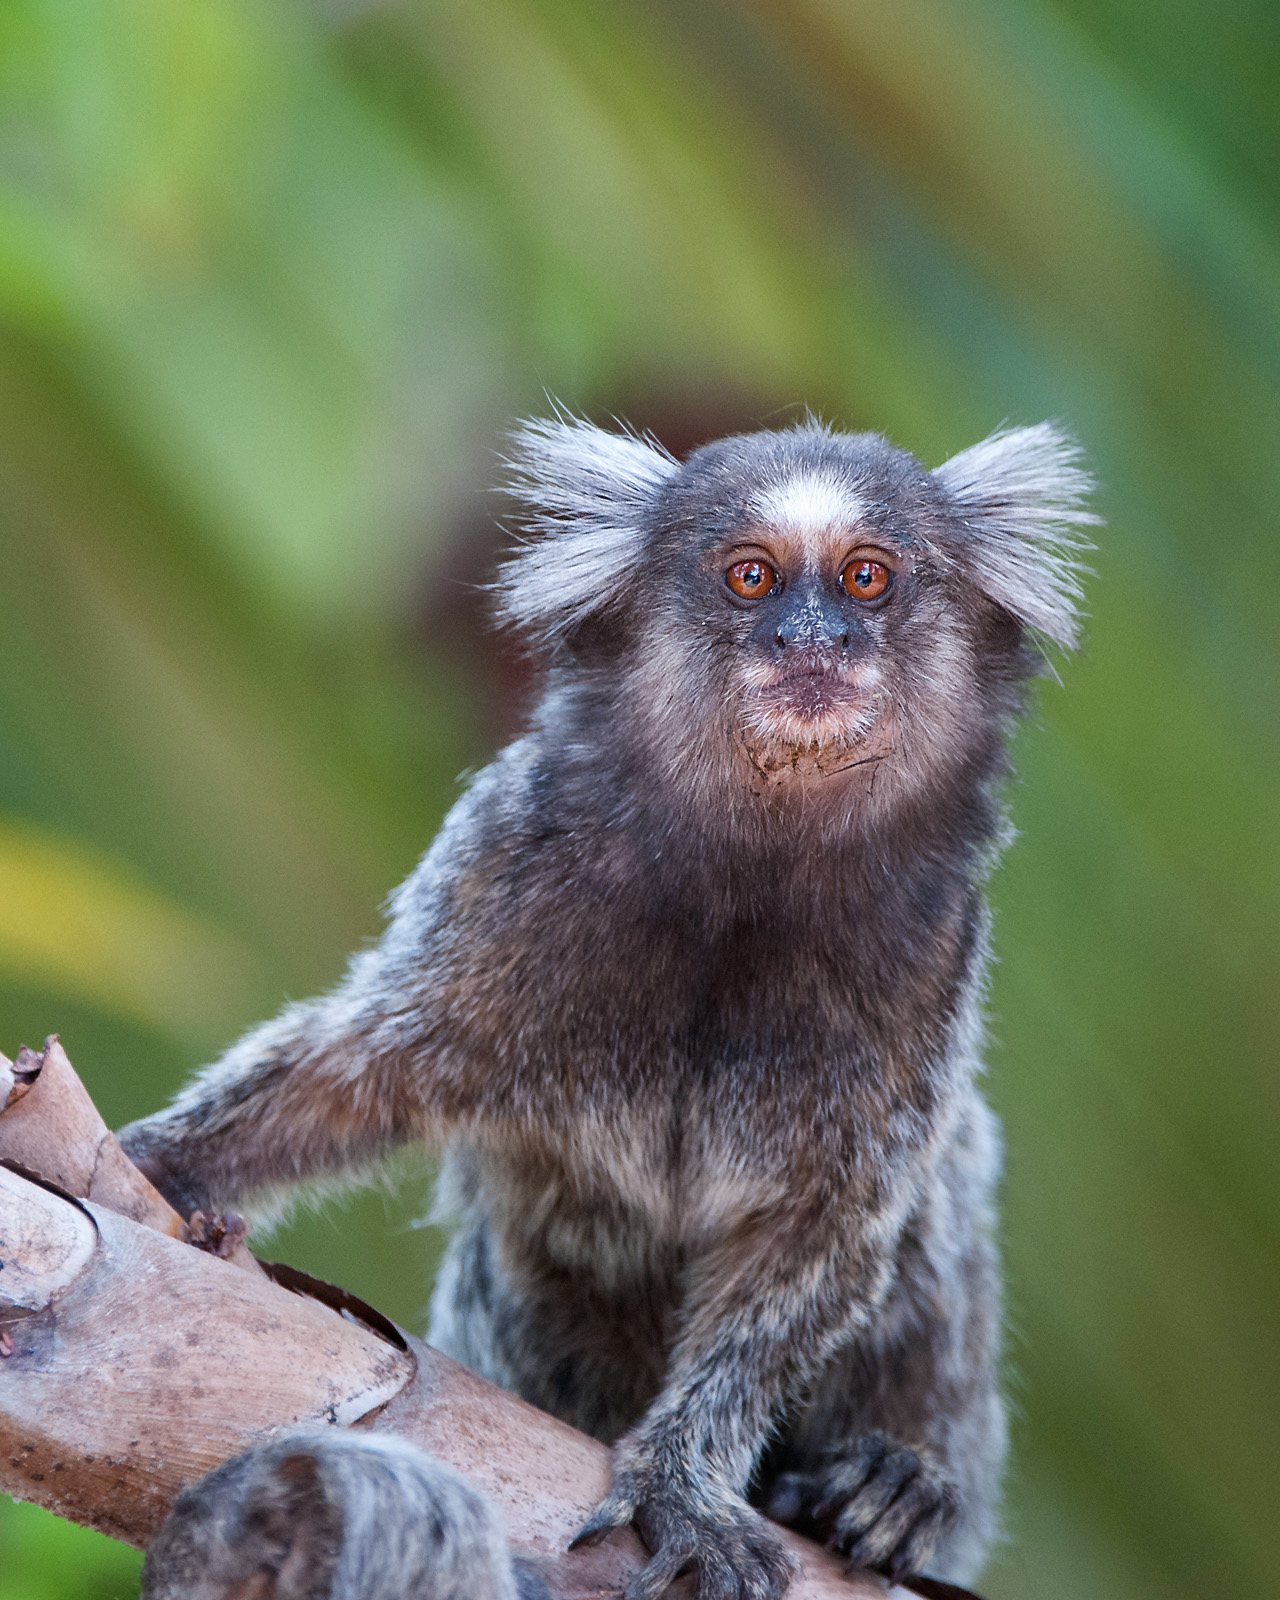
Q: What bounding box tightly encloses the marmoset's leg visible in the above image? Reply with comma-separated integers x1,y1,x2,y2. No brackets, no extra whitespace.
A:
757,1096,1005,1584
427,1147,672,1445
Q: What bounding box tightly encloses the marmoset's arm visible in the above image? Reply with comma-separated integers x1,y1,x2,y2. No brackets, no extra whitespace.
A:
116,790,494,1222
120,962,424,1221
576,1186,908,1600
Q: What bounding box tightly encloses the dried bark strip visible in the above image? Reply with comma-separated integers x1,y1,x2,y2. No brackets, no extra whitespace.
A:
0,1036,258,1270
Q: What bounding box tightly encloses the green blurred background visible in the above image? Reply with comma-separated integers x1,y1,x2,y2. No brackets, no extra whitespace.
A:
1,0,1277,1596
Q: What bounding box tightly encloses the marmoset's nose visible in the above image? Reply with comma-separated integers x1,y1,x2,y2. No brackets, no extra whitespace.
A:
774,619,851,652
771,591,852,655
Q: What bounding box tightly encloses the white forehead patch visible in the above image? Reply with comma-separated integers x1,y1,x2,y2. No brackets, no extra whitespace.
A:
753,471,865,533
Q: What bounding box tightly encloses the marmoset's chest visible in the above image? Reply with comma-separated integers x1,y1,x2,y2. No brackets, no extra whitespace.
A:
448,859,981,1135
452,922,982,1271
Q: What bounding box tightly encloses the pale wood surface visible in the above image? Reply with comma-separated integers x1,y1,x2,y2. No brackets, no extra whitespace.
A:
0,1185,415,1542
0,1035,258,1269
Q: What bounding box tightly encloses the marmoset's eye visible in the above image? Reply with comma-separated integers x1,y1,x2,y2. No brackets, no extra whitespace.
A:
726,560,778,599
840,557,892,601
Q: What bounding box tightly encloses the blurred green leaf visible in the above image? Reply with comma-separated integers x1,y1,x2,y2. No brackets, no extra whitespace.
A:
0,1499,141,1600
0,817,253,1048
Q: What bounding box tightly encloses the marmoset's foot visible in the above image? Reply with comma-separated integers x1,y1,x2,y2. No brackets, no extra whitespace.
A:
766,1430,958,1582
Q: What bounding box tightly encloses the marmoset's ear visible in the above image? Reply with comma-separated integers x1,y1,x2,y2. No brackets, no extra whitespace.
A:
495,415,678,644
933,422,1097,650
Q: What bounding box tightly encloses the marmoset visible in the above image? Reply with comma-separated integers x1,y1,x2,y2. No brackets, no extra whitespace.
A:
123,414,1094,1600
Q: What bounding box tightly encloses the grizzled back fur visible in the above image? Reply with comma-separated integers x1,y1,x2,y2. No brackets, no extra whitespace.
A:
140,1431,547,1600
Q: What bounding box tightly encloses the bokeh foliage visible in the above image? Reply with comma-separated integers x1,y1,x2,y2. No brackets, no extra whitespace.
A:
1,2,1277,1597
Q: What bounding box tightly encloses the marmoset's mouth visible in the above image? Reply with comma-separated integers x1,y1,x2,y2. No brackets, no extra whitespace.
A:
747,660,876,729
736,672,881,779
756,668,863,720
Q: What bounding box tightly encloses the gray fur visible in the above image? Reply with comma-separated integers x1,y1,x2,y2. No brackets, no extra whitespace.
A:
494,414,678,644
140,1430,543,1600
933,421,1096,649
121,417,1093,1599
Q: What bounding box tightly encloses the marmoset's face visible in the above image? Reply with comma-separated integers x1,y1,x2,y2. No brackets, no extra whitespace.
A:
669,455,973,787
709,518,904,773
500,414,1086,807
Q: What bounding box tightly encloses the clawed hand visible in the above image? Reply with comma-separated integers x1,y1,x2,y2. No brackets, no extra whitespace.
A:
573,1464,797,1600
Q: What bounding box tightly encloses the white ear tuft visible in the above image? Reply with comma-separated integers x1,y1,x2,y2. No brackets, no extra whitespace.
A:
495,415,678,643
934,422,1098,650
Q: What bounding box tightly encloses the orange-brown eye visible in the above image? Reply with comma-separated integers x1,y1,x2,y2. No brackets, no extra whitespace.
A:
726,560,778,599
841,557,892,601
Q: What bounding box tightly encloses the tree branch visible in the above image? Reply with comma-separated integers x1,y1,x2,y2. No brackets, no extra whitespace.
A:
0,1040,909,1599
